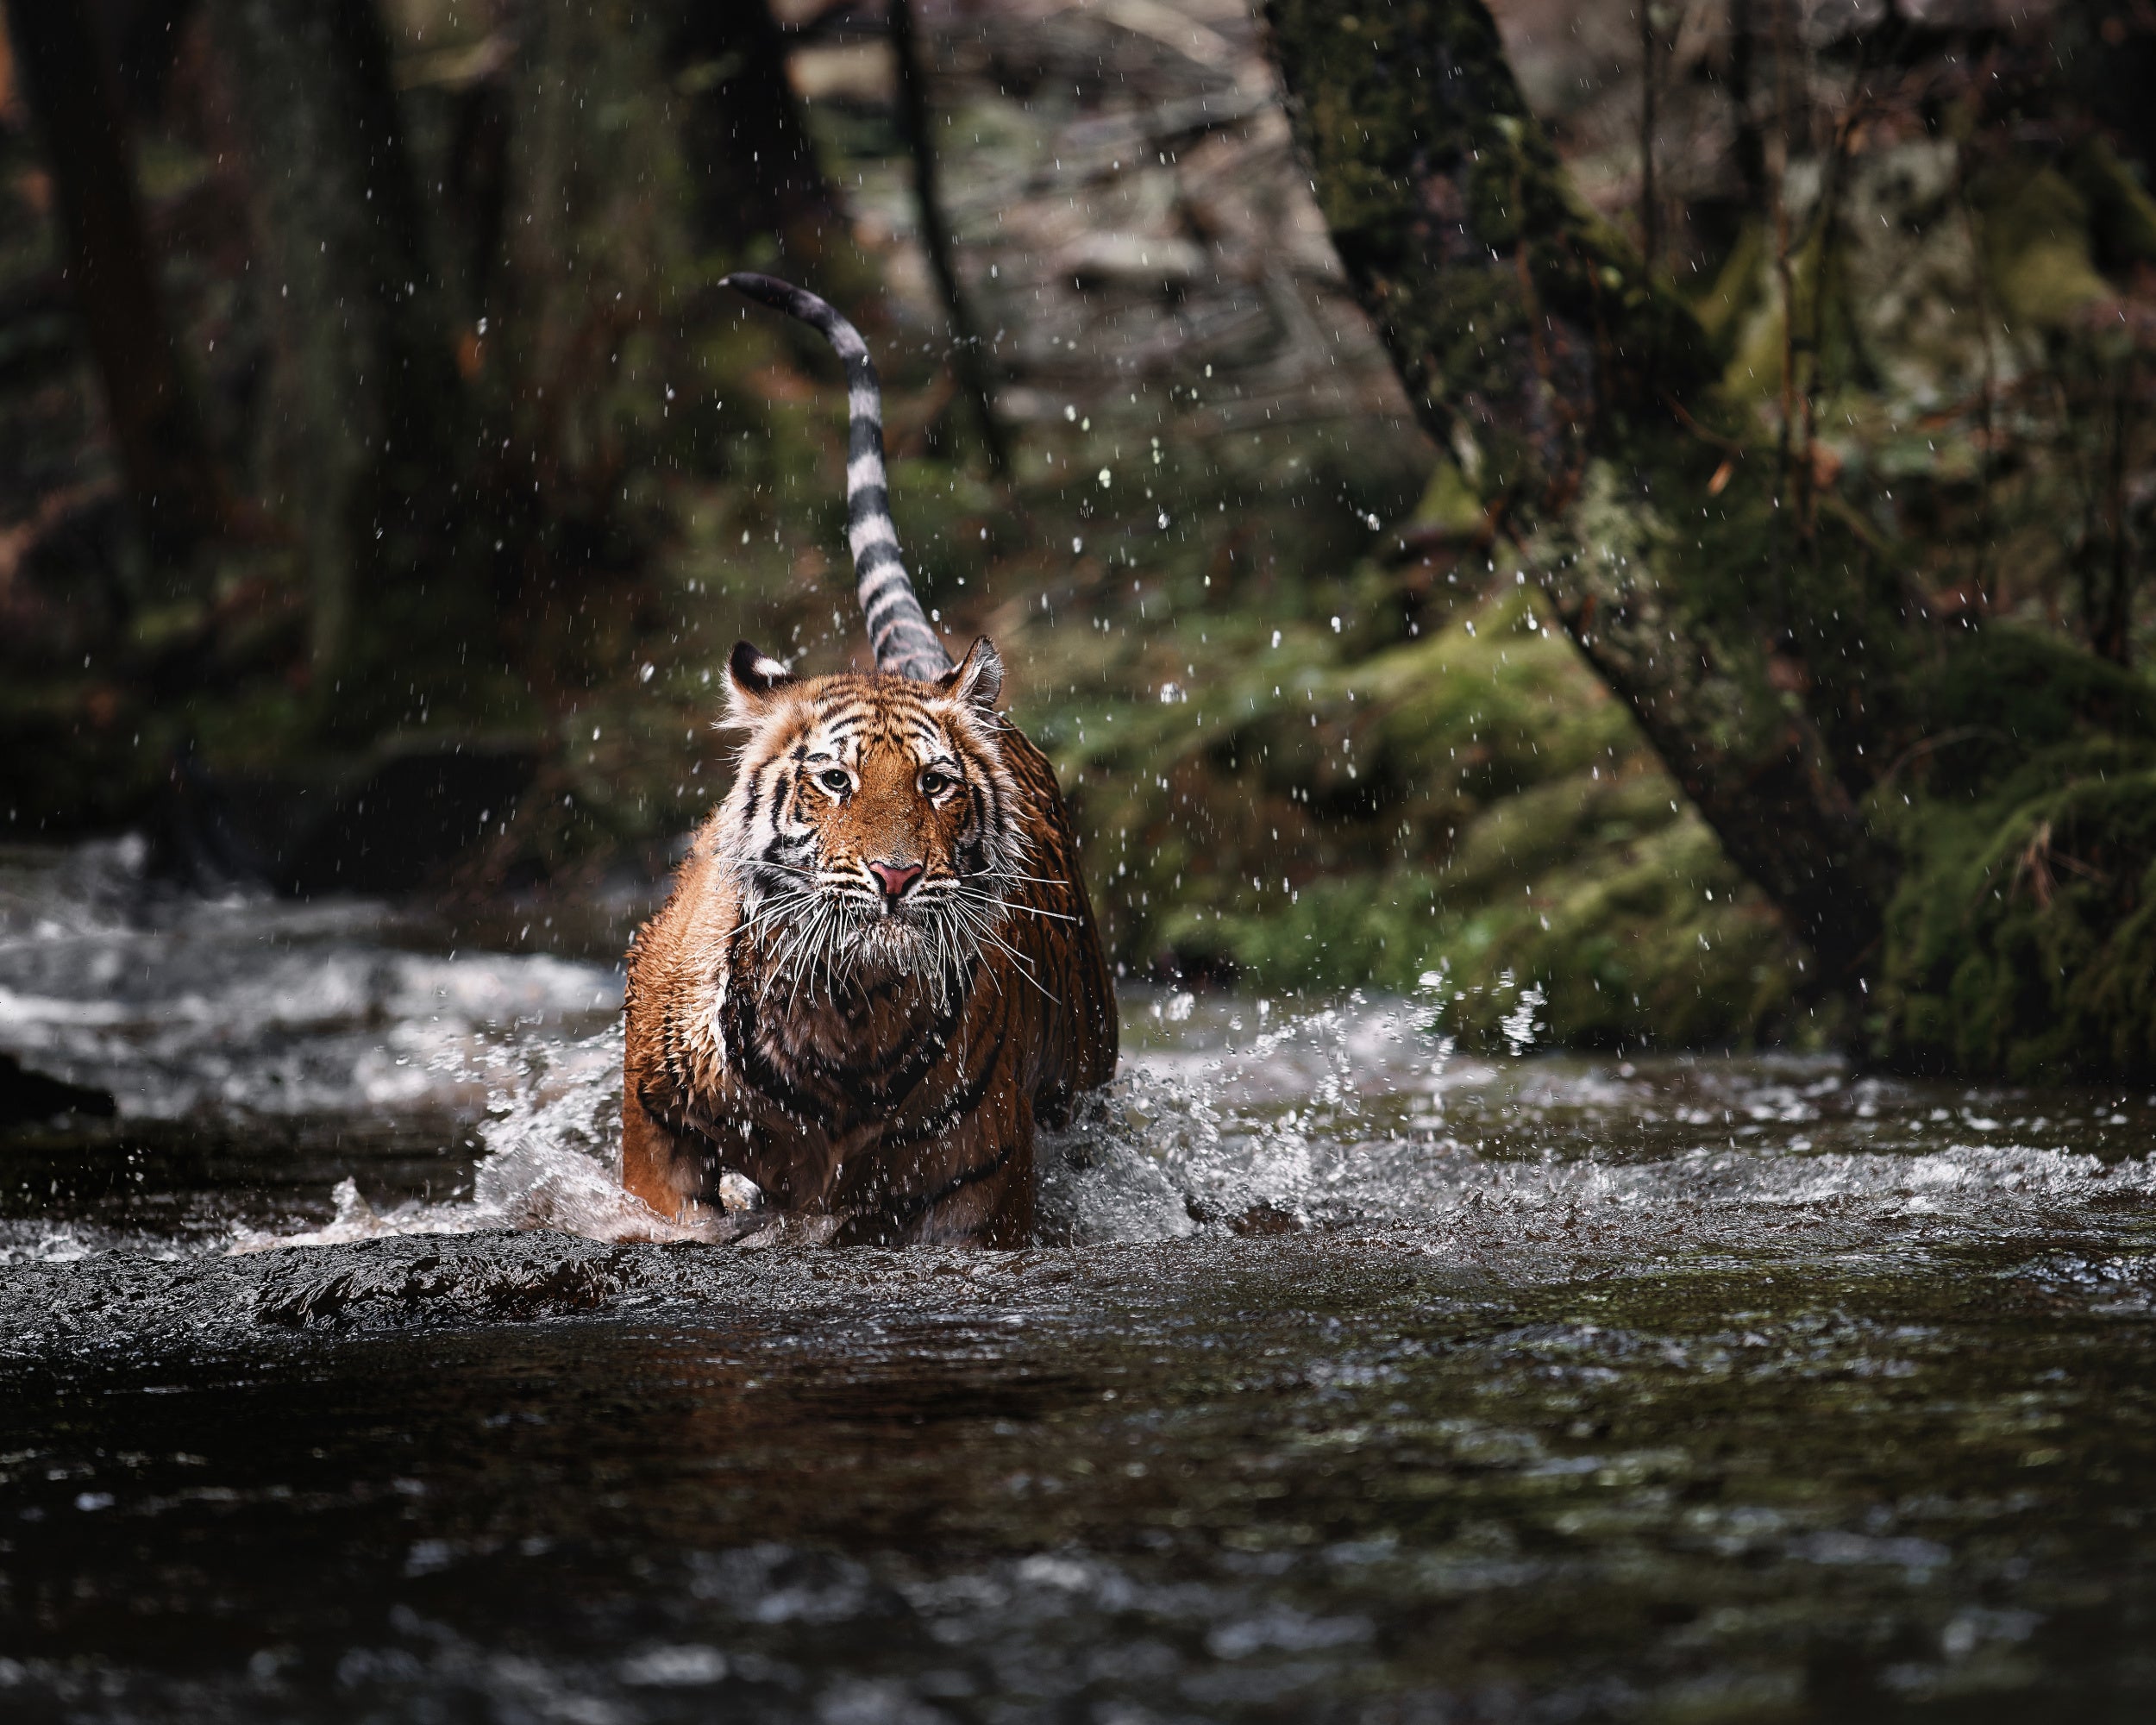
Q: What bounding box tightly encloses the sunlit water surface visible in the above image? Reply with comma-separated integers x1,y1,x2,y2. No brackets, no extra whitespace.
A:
3,841,2155,1722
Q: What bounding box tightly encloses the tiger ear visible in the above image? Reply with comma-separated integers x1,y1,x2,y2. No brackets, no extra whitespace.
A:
937,636,1004,713
723,639,796,726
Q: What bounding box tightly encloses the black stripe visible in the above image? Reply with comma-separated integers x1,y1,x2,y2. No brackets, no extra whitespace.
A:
727,974,968,1126
723,271,954,681
856,575,910,616
724,272,868,362
880,1014,1009,1151
883,1138,1020,1233
864,591,912,631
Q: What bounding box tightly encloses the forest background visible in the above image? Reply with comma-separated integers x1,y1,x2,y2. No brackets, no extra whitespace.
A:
3,0,2154,1076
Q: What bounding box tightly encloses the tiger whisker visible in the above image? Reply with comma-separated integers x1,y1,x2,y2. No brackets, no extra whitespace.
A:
942,896,1051,999
816,905,852,1000
982,933,1057,1002
760,914,823,1000
736,892,811,935
943,886,1077,923
744,859,822,881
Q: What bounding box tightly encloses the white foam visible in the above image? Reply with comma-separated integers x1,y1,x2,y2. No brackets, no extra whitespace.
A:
229,1026,700,1252
9,839,2150,1266
222,988,2156,1262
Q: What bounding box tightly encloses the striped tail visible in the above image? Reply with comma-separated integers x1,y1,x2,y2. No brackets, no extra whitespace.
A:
721,273,955,681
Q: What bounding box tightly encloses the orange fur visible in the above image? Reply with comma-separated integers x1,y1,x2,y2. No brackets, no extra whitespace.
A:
622,640,1115,1245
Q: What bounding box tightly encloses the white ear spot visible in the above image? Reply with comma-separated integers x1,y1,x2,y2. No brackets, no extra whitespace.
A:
724,639,799,725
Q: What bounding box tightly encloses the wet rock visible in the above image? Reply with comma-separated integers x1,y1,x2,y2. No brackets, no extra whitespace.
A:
149,737,542,898
0,1231,856,1358
280,740,542,897
249,1237,642,1331
1,1233,608,1354
0,1051,116,1126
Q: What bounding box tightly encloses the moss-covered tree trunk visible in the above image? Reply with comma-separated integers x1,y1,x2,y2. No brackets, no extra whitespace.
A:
204,0,468,702
1260,0,1896,988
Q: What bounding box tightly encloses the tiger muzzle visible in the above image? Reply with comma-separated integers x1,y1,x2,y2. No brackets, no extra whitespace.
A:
867,859,923,907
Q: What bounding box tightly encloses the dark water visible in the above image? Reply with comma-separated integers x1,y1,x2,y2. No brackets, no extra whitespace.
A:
4,842,2156,1722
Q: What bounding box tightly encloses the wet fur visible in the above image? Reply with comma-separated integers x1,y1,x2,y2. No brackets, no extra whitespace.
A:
623,659,1116,1245
621,275,1115,1245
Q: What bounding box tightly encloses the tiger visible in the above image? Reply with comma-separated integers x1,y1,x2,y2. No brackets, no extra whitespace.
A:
620,272,1117,1247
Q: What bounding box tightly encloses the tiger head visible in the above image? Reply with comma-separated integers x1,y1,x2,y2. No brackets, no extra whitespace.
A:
716,636,1026,988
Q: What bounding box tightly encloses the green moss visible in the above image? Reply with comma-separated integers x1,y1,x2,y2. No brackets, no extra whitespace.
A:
1692,219,1769,352
1972,160,2114,332
1408,455,1488,539
2063,135,2156,271
1025,563,1808,1049
1880,735,2156,1080
1912,625,2156,762
1179,787,1796,1051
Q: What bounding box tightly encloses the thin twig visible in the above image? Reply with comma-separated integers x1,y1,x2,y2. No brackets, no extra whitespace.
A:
1953,135,1999,613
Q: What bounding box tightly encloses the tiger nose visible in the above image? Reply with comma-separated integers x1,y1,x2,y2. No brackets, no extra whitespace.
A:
868,859,923,902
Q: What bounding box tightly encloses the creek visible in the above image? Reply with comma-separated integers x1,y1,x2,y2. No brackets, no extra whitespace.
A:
2,839,2153,1721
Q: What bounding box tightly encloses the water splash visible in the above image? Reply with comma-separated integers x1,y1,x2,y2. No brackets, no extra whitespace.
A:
229,1026,696,1251
1037,989,2156,1271
9,841,2156,1270
191,988,2156,1266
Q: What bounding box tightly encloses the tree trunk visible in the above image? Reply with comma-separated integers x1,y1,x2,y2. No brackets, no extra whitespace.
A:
202,0,464,689
1636,0,1658,275
1725,0,1768,213
6,0,225,562
889,0,1012,479
667,0,849,274
1258,0,1896,986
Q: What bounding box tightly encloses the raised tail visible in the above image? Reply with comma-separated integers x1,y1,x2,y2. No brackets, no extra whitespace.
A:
721,273,954,681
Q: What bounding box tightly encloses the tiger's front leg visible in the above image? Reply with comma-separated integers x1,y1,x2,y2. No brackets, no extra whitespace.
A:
620,1084,775,1241
621,1083,708,1227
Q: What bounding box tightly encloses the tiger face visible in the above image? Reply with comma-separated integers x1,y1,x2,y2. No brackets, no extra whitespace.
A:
717,636,1026,988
